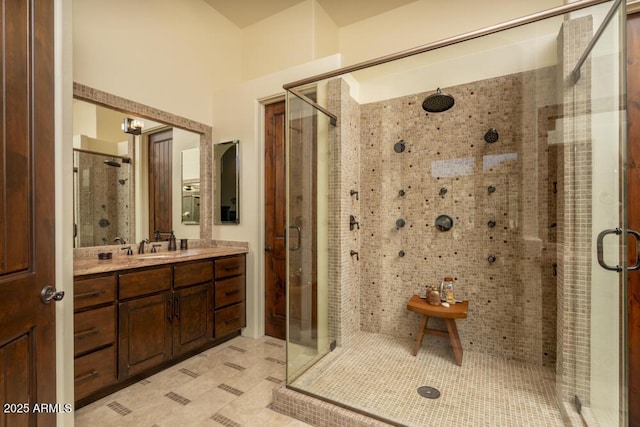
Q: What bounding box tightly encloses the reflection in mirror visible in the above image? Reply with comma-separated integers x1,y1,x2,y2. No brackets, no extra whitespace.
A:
72,97,202,247
73,150,133,247
181,147,200,224
214,140,239,224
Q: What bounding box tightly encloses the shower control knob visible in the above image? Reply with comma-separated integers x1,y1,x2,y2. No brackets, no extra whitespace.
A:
487,220,496,228
487,255,496,263
398,250,405,257
396,218,406,228
487,185,496,194
398,189,405,197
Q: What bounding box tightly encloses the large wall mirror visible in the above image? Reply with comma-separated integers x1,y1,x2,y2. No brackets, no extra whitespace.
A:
214,140,239,225
73,83,212,248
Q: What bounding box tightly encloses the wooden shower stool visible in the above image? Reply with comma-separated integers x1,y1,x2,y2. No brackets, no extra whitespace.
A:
406,294,469,365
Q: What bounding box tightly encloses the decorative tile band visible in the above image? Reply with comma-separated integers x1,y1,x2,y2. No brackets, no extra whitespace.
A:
106,401,132,416
265,357,286,365
165,392,191,406
217,384,244,396
229,345,247,353
178,368,199,378
266,376,284,385
224,362,246,371
211,413,242,427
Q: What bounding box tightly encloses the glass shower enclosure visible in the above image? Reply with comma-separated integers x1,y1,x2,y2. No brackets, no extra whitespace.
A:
284,0,629,425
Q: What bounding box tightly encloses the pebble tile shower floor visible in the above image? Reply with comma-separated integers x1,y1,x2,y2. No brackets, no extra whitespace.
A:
74,336,309,427
290,331,566,427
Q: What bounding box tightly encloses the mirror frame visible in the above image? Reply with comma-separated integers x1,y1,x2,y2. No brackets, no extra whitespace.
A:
214,140,240,225
73,83,213,241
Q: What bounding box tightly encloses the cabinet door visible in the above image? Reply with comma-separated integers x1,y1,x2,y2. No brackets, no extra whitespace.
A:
118,292,172,379
173,283,212,355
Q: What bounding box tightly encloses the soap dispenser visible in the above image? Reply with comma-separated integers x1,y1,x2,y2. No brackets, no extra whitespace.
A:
168,231,177,251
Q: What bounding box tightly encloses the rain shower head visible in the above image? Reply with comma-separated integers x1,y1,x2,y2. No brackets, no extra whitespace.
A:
422,88,454,113
104,159,121,167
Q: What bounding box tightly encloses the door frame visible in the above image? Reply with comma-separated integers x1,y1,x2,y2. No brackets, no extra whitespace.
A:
55,0,76,423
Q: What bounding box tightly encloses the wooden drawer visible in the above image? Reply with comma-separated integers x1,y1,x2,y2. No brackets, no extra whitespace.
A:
74,346,117,400
215,275,245,309
174,260,213,288
74,305,116,357
118,266,172,299
214,255,245,280
74,274,116,310
215,302,244,337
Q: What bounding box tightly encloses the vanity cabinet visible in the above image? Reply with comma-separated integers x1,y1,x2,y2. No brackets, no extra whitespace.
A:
214,255,246,337
73,273,118,400
117,261,214,379
117,267,173,378
118,260,213,379
173,260,214,355
74,252,245,405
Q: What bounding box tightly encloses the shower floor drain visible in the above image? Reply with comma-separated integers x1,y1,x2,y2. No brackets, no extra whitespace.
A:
417,386,441,399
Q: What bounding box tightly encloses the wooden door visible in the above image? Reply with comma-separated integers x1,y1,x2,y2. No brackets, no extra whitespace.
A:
627,12,640,426
0,1,57,425
118,293,173,378
264,101,287,339
148,129,173,238
173,283,212,355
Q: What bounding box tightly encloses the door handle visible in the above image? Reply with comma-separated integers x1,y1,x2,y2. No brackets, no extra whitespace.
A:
265,246,272,252
596,228,640,272
628,229,640,271
285,225,301,251
41,285,65,304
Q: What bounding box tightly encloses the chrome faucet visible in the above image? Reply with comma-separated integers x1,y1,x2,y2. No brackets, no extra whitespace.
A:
114,237,126,244
138,238,150,254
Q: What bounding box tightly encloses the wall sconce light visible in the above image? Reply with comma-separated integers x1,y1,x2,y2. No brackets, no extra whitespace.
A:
122,118,144,135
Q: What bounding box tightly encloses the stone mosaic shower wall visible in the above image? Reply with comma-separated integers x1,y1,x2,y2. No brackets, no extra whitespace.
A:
345,67,561,365
327,78,362,347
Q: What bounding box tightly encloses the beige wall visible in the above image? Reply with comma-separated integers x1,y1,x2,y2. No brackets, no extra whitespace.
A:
241,0,338,81
337,0,563,66
73,0,242,125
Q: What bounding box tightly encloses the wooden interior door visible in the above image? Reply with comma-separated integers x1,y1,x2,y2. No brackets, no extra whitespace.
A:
264,101,287,339
627,12,640,426
0,0,57,425
148,129,173,239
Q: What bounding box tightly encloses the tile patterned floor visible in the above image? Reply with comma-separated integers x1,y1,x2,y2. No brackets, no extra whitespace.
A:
290,331,566,427
75,336,310,427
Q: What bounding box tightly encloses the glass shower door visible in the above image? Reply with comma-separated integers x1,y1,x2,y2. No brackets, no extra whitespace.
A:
570,1,628,425
285,88,332,383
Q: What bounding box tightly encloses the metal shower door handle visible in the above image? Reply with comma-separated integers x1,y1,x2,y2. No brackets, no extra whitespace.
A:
596,228,640,272
285,225,301,251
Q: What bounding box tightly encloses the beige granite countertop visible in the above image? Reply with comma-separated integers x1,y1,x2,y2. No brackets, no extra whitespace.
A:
74,246,248,276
